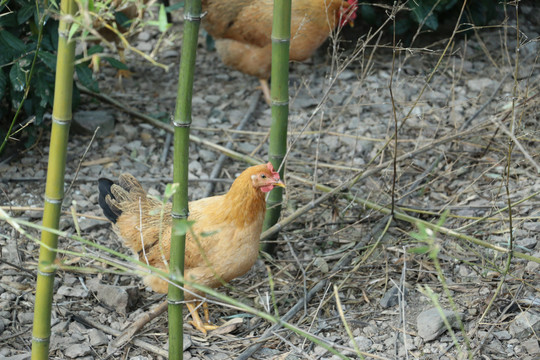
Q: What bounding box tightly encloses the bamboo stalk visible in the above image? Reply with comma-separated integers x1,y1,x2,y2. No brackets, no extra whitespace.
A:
168,0,202,358
31,0,77,358
262,0,291,254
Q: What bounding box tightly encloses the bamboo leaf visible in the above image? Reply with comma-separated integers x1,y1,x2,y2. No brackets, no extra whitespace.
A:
75,64,99,92
68,21,80,41
0,29,26,55
0,70,6,101
102,56,128,70
87,44,103,55
17,3,35,25
9,61,26,93
114,11,131,27
158,4,170,32
38,51,57,70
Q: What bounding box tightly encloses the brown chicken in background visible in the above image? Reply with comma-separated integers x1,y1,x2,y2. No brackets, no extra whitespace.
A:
98,163,284,333
201,0,358,102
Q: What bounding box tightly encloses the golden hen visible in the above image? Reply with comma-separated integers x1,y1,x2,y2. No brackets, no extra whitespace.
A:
98,163,284,332
201,0,358,102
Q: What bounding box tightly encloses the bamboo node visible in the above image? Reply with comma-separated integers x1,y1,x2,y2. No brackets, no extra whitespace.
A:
270,36,290,43
184,11,207,22
32,335,51,343
171,211,189,219
38,269,56,277
167,299,184,305
172,119,192,128
270,99,289,107
45,196,63,204
52,116,71,125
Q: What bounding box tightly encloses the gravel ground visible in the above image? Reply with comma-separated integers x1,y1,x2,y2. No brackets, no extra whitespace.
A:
1,3,539,360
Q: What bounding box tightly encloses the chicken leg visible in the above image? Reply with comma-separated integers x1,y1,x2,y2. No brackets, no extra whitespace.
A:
186,301,219,334
259,79,271,105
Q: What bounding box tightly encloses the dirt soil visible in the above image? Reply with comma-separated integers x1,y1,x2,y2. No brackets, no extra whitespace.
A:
1,3,539,360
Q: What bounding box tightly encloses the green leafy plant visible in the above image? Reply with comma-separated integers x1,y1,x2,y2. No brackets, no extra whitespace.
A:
0,0,98,155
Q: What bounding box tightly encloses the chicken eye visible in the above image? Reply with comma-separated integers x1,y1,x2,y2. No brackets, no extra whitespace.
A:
261,174,267,179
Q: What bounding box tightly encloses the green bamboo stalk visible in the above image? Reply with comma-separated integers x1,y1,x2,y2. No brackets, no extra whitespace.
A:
31,0,76,358
168,0,202,358
262,0,291,254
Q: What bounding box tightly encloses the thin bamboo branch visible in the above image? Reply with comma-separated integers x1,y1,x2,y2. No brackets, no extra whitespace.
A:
31,0,77,358
169,1,202,358
261,0,291,254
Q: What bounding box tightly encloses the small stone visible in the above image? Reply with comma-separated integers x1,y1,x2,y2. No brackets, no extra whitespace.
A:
516,237,537,249
380,285,408,308
87,279,138,314
64,343,91,358
1,352,31,360
78,217,104,232
522,338,540,355
72,111,115,137
313,257,329,273
16,312,34,324
417,308,464,341
466,78,496,92
138,31,151,41
198,149,215,163
57,285,89,298
349,336,373,351
509,311,540,339
314,345,328,356
88,328,108,346
205,95,221,105
137,42,153,52
493,330,511,340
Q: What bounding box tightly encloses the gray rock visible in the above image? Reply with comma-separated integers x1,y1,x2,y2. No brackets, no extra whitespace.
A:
138,31,151,41
73,110,115,137
1,353,31,360
417,308,464,341
88,328,109,346
16,312,34,324
137,41,153,52
349,335,373,351
293,95,319,108
199,149,216,163
87,279,139,314
78,217,104,232
493,330,512,340
380,285,408,308
466,78,497,92
64,343,92,358
523,222,540,232
522,338,540,356
509,311,540,339
516,237,537,249
56,285,89,298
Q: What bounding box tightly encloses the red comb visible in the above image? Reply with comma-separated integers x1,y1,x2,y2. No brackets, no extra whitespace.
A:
266,162,280,179
340,0,358,26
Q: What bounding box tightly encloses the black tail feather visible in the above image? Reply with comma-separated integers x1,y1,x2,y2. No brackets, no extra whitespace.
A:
98,178,119,223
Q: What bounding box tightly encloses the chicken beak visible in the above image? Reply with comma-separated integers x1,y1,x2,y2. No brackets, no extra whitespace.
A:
348,19,355,27
274,180,286,188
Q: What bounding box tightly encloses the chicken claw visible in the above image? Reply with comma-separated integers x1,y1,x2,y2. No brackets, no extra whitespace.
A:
186,301,219,334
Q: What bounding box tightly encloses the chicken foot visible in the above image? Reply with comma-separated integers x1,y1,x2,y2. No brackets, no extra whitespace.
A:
186,301,219,334
259,79,271,105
